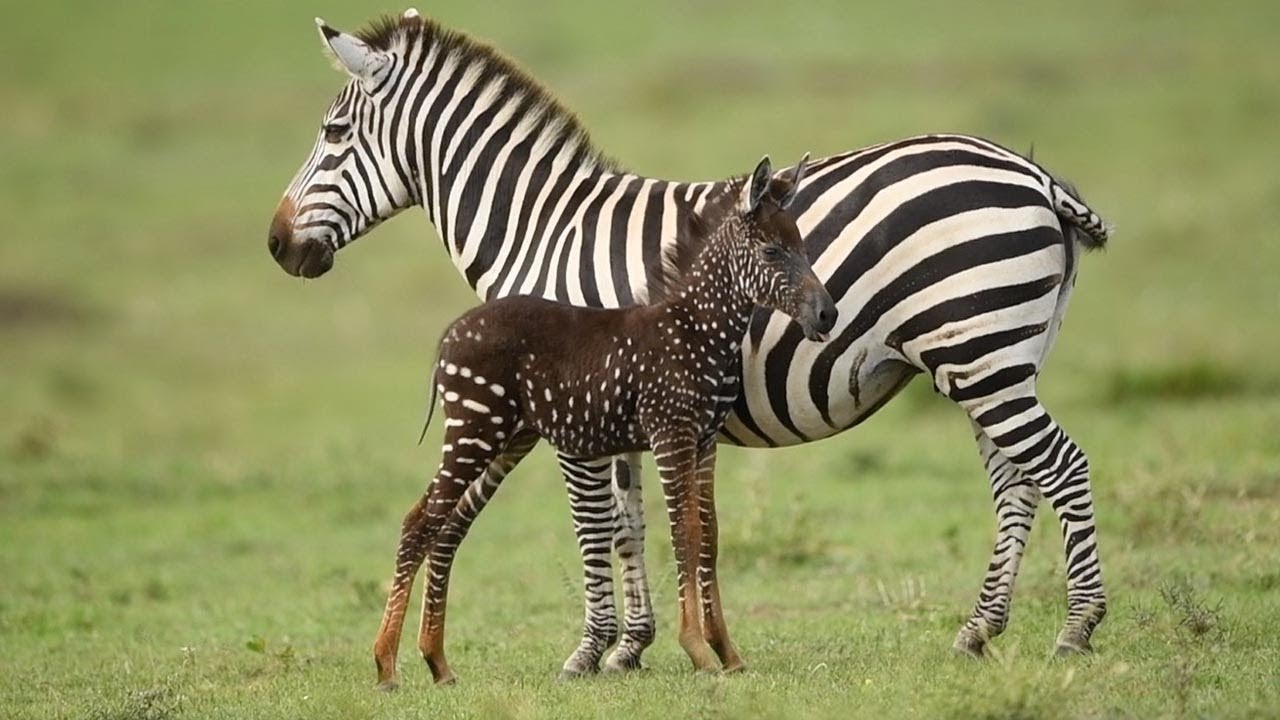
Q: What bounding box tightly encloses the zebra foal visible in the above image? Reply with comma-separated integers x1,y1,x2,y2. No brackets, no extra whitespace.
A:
372,158,833,687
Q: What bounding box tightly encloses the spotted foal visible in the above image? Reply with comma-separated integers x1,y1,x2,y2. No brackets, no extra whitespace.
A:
372,155,836,688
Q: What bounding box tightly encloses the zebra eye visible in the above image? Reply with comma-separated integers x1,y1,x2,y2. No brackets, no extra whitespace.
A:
761,245,782,260
323,122,350,143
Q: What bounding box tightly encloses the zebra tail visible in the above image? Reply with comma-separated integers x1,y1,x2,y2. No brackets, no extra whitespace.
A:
1048,176,1113,251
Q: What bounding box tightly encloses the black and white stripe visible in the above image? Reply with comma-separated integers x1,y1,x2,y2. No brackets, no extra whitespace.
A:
274,11,1111,669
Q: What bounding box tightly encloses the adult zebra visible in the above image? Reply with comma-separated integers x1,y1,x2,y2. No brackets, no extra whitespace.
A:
268,10,1112,685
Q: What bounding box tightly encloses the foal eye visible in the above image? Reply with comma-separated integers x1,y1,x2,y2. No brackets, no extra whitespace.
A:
322,123,350,143
761,245,782,259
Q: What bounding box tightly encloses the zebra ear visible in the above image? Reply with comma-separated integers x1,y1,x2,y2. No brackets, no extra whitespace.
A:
780,153,810,209
744,155,773,214
315,18,389,87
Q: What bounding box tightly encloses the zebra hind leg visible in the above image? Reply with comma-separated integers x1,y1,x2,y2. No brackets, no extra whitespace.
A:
961,389,1107,656
953,419,1041,658
557,454,620,679
603,453,656,673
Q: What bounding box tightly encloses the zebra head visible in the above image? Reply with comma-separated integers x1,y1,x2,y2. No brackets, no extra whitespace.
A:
736,155,837,342
268,12,422,278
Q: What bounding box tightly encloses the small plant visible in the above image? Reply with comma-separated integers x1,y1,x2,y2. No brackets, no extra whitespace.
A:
244,635,303,673
1159,579,1224,640
1153,578,1229,717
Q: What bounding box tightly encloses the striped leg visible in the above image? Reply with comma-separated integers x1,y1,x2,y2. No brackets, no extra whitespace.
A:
417,428,539,685
653,433,720,672
953,420,1041,657
558,455,620,679
964,392,1107,655
604,453,656,673
693,445,744,671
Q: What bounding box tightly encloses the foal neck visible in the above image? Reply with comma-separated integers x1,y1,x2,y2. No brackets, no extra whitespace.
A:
657,229,756,356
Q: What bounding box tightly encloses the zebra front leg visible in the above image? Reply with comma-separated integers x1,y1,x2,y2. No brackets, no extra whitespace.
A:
693,445,745,672
557,454,619,679
653,434,720,673
604,453,656,673
965,393,1107,655
953,420,1041,658
417,428,539,685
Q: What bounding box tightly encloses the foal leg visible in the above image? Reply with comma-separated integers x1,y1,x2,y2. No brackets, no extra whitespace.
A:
653,433,719,672
604,452,657,673
372,425,500,690
558,454,620,679
418,428,539,684
953,419,1041,657
693,445,745,671
960,387,1107,655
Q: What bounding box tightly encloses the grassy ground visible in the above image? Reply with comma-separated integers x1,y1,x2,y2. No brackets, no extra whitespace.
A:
3,1,1279,718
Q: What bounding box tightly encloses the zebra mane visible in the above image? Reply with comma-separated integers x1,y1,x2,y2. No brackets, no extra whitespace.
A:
356,14,618,173
647,175,797,304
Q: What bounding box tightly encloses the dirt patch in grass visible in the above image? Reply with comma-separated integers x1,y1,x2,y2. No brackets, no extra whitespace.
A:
1103,360,1273,404
0,286,96,331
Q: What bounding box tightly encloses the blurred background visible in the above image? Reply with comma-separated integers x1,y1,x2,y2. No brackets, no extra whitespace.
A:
2,1,1277,717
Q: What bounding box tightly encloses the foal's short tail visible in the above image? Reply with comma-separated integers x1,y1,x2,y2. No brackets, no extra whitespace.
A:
418,338,445,445
1049,176,1112,250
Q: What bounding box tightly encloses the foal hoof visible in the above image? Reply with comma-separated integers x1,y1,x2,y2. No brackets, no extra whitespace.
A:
374,680,399,693
722,661,747,675
433,671,459,686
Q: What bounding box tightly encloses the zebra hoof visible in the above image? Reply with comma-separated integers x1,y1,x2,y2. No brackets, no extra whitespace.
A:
952,634,987,659
557,665,599,681
433,671,459,686
1054,639,1094,657
602,653,644,674
374,680,399,693
722,660,747,674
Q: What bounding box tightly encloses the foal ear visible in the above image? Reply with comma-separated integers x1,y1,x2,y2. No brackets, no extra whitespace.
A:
779,153,810,209
315,18,390,87
744,155,773,214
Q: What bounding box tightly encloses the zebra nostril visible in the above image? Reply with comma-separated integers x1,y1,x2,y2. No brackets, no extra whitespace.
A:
268,233,284,260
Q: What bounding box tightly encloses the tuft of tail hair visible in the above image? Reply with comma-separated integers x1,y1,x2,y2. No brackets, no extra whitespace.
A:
1049,173,1112,251
1025,143,1112,251
418,337,445,445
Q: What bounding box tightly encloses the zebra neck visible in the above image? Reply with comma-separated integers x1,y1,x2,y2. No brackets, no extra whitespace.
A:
390,29,717,306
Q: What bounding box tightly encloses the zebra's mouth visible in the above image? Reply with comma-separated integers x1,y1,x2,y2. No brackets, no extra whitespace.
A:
296,240,335,279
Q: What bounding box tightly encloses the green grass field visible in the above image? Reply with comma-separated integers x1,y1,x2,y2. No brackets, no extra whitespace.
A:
3,1,1279,717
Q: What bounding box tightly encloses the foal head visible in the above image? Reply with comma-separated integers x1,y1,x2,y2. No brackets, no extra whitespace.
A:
672,156,837,341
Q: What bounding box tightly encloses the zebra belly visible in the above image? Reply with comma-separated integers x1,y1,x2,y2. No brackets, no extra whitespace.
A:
721,332,914,448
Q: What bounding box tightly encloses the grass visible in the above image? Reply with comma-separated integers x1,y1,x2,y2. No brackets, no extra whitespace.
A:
3,0,1280,717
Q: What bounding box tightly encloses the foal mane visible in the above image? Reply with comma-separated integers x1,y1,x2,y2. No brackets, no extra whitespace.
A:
646,175,796,304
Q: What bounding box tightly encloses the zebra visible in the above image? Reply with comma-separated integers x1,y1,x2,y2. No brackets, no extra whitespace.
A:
379,159,831,687
267,10,1113,680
